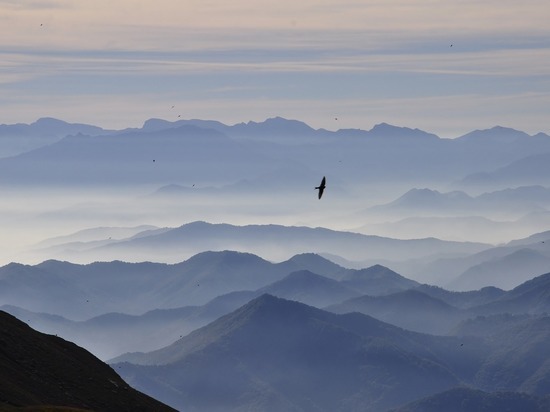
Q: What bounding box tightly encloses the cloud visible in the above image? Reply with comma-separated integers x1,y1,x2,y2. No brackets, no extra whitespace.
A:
2,1,550,51
1,1,549,136
0,0,68,10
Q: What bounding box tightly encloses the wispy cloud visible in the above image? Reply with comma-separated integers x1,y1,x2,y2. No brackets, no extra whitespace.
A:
1,1,549,134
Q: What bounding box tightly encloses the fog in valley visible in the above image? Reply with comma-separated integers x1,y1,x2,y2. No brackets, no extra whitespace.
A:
3,118,550,266
2,117,550,411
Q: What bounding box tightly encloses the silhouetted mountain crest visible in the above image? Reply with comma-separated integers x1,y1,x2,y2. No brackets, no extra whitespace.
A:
232,116,317,135
369,123,439,140
259,270,360,307
277,253,346,279
0,310,175,411
470,271,550,315
456,125,531,142
341,264,419,295
327,289,463,334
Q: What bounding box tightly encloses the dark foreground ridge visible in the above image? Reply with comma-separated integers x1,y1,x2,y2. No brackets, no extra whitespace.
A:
0,310,175,411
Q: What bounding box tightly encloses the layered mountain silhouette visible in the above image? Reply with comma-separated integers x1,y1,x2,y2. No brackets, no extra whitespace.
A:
3,116,550,411
0,117,110,157
28,220,490,266
258,269,360,307
339,264,419,294
367,186,550,217
395,229,550,288
112,294,475,412
29,222,550,292
327,289,465,335
110,294,550,411
0,251,419,359
2,117,550,191
0,310,174,411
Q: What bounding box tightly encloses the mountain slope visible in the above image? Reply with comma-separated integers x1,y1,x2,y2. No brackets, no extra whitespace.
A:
0,310,174,411
112,295,481,412
340,264,419,295
392,386,550,412
449,248,550,291
258,269,360,307
470,271,550,315
327,289,465,334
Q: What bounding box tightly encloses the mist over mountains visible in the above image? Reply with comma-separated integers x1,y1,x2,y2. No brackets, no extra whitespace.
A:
24,220,489,266
109,294,550,412
3,116,550,410
2,116,550,264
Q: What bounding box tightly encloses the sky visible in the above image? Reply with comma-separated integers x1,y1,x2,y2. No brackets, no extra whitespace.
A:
1,0,549,137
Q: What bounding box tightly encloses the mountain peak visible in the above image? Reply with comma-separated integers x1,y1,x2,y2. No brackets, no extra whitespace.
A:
111,295,462,411
32,117,69,127
369,123,439,140
457,125,530,141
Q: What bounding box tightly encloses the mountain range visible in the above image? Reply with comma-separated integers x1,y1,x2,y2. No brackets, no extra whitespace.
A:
0,251,418,359
4,246,550,363
2,117,550,191
3,116,550,410
111,293,550,411
2,116,550,268
112,294,473,412
23,220,490,271
2,250,550,409
26,220,550,291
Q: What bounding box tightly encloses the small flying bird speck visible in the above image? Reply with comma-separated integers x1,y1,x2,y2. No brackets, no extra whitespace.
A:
315,176,326,199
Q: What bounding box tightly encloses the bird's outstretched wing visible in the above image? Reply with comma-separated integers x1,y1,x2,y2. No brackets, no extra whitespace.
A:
315,176,326,199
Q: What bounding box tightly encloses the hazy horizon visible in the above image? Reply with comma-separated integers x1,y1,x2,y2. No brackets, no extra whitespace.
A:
1,1,549,137
1,115,550,269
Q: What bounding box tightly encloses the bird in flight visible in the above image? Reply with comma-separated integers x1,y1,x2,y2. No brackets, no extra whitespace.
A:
315,176,326,199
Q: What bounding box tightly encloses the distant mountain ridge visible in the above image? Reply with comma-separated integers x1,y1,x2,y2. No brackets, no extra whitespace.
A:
3,116,549,141
2,116,550,191
30,220,489,265
0,117,112,157
2,249,414,320
369,186,550,217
